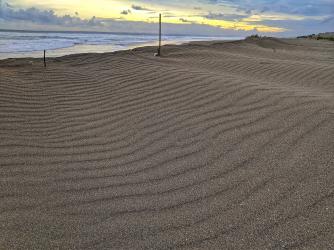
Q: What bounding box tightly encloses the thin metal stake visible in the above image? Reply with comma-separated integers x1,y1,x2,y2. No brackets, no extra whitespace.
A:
44,50,46,68
157,14,162,56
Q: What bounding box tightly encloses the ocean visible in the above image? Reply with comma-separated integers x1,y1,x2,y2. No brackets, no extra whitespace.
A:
0,30,243,59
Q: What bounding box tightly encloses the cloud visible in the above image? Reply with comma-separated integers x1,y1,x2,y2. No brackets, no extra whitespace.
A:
205,12,248,21
131,5,153,11
202,0,333,34
205,0,334,17
179,18,191,23
0,2,94,26
321,15,334,24
1,0,332,36
120,9,131,15
0,1,256,36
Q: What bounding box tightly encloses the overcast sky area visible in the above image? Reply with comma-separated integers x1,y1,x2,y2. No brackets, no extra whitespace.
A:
0,0,333,36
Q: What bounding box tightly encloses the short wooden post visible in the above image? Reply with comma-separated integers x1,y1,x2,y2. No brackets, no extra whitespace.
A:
157,14,162,56
44,50,46,68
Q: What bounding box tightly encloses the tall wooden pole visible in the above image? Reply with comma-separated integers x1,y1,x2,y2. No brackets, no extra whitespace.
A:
157,13,162,56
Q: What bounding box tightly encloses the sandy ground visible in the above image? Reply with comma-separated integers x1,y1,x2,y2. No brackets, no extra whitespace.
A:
0,37,333,249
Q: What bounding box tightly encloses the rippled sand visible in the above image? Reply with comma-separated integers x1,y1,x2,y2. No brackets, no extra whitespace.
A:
0,37,333,249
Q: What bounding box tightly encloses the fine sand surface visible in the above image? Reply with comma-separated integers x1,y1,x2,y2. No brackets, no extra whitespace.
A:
0,37,333,249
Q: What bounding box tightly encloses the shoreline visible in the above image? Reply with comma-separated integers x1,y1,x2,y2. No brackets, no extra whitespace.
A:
0,41,157,60
0,35,243,60
0,39,242,65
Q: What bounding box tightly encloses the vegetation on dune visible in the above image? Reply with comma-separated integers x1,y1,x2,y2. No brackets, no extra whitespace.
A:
297,32,334,42
246,33,334,42
246,34,261,39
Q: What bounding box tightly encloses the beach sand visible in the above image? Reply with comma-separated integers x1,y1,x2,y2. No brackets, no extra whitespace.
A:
0,37,333,249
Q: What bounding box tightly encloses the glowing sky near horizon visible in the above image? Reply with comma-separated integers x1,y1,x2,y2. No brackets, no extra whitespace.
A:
1,0,333,35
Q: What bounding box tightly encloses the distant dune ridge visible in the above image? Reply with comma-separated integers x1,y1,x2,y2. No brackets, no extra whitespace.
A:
0,37,334,249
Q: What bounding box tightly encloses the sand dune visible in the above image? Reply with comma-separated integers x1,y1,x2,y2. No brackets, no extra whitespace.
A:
0,37,333,249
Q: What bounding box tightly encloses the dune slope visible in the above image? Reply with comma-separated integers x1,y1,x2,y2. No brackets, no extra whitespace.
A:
0,38,334,249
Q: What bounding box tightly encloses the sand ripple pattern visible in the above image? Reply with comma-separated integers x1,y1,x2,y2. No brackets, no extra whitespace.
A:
0,38,334,249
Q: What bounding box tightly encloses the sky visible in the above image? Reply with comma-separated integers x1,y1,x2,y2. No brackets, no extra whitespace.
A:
0,0,333,36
